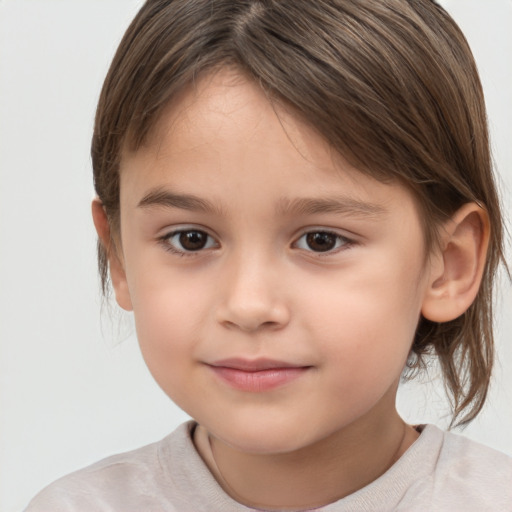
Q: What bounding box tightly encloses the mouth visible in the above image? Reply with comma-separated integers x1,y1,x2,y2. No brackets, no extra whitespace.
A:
207,358,312,392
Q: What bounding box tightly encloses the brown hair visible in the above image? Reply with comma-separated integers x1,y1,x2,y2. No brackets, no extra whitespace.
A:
92,0,507,426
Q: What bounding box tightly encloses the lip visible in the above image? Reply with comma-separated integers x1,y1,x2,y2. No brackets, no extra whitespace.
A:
207,358,311,392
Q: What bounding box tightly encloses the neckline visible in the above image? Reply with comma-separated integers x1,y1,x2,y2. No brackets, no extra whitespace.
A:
167,421,443,511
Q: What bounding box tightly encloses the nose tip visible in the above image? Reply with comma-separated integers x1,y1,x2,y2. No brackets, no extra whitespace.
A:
216,267,290,332
221,303,289,332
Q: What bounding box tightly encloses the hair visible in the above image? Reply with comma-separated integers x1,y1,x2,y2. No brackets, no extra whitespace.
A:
91,0,507,427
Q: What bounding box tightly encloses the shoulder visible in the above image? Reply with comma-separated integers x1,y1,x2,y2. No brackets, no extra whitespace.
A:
437,426,512,482
335,424,512,511
419,425,512,510
24,422,198,512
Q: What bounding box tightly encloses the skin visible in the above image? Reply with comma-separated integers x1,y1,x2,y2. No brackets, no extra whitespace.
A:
93,68,490,509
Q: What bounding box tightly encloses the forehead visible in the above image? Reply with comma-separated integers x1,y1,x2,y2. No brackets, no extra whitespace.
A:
125,69,352,183
120,67,420,220
139,68,335,165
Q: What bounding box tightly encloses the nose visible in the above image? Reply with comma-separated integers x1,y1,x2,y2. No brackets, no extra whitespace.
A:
216,253,291,332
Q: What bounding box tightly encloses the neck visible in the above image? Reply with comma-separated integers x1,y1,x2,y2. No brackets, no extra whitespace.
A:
194,404,419,510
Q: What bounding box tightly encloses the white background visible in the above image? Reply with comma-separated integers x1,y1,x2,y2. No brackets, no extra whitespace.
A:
0,1,510,511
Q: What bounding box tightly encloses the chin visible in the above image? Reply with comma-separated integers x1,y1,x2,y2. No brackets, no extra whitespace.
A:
203,413,322,455
222,430,306,455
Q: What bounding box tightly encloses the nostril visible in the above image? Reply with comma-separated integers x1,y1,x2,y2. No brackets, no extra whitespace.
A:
261,320,281,329
218,304,290,332
222,318,280,333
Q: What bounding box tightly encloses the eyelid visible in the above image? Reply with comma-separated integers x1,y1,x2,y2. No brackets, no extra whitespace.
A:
292,228,356,254
156,224,357,257
158,225,220,255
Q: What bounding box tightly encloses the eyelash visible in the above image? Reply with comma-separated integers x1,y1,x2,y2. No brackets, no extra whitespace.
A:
158,228,355,257
293,230,354,255
159,229,218,257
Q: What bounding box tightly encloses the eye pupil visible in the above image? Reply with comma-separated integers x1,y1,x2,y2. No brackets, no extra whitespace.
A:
306,232,336,252
179,231,207,251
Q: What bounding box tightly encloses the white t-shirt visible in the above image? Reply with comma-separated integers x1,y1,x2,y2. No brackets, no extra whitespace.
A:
25,421,512,511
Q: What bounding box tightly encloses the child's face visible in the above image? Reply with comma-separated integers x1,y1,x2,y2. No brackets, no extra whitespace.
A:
115,68,434,454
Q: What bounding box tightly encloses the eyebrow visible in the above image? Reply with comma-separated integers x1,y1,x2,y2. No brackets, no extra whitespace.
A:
137,188,223,215
276,196,388,218
137,187,387,219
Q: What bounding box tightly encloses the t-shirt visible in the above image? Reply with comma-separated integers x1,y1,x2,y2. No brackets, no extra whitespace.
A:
24,421,512,511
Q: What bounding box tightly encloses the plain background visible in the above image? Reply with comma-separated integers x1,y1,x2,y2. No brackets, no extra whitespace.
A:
0,1,510,511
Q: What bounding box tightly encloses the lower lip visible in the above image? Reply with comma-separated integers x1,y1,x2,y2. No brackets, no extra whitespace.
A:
209,366,309,392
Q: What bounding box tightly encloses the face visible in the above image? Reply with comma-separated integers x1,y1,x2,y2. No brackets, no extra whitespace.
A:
114,69,433,454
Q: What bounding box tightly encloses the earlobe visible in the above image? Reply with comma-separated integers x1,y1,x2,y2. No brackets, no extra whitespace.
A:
91,199,133,311
421,203,490,323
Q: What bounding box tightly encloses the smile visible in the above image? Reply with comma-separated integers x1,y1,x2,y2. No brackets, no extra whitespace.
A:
207,358,311,392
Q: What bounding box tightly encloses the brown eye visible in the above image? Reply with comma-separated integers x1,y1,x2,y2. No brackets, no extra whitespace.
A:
295,231,349,253
164,229,217,253
179,231,208,251
306,232,337,252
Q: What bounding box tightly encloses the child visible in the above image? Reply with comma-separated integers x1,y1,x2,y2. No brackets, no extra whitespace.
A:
26,0,512,510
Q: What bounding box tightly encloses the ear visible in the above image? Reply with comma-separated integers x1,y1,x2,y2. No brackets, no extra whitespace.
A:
421,203,490,323
91,198,133,311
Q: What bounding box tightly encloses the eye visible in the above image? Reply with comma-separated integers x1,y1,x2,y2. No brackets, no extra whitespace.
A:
295,231,350,253
162,229,217,253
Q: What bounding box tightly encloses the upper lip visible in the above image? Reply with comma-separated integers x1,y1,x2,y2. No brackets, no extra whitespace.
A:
208,358,309,372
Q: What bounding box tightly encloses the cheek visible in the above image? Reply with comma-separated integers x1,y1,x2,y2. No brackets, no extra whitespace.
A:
307,259,425,382
124,245,211,344
128,277,209,392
